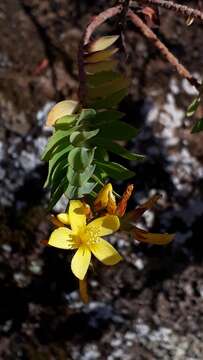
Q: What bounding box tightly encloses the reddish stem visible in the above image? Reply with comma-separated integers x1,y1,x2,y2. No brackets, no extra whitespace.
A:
134,0,203,22
127,9,201,90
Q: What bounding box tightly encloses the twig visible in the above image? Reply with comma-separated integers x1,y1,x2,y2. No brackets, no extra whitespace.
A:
78,5,123,104
127,9,201,90
133,0,203,22
117,0,131,55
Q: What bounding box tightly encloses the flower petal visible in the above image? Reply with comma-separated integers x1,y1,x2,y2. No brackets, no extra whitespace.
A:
69,200,86,233
133,226,175,245
50,215,64,228
71,245,91,280
48,227,76,249
127,194,161,222
116,184,134,217
57,213,70,225
87,215,120,236
90,238,122,265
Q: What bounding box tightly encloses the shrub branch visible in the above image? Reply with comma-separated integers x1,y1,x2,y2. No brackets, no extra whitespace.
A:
133,0,203,22
127,9,201,90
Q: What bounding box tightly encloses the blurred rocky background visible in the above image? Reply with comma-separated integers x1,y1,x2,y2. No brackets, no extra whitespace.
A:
0,0,203,359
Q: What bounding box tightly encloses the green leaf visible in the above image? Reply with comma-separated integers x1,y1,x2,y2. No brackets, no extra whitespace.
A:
87,71,121,87
191,118,203,133
65,184,78,200
85,48,118,64
85,60,118,74
97,121,138,141
68,147,95,171
54,114,78,130
44,144,73,188
87,35,119,53
50,160,68,193
187,97,201,117
77,182,97,197
90,88,128,109
86,110,124,127
41,128,76,161
87,77,129,100
70,129,99,146
95,160,135,180
94,147,109,162
67,164,96,186
94,138,144,161
65,181,97,199
77,109,97,124
48,178,69,210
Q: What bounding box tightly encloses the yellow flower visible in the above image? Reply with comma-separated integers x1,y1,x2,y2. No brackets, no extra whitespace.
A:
48,200,122,280
94,183,117,214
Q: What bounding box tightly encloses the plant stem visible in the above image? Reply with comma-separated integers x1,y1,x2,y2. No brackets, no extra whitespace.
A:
127,9,201,91
133,0,203,22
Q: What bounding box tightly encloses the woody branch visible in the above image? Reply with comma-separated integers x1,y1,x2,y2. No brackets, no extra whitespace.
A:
127,9,201,90
133,0,203,22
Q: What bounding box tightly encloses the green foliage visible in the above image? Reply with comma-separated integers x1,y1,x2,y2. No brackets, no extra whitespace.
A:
42,35,143,208
187,97,201,117
187,96,203,133
54,114,78,130
41,128,77,161
92,137,144,161
95,160,135,180
192,118,203,133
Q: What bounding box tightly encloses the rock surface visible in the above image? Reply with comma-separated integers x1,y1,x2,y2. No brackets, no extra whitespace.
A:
0,1,203,359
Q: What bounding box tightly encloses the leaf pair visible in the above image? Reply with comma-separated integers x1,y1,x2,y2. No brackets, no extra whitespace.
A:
42,108,100,208
84,35,129,109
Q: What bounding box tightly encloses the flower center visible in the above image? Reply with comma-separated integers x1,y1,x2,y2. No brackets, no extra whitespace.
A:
80,226,100,246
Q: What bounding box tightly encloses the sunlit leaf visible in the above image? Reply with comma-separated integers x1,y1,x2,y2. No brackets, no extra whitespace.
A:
67,164,96,186
77,182,97,197
70,129,99,146
85,48,118,64
87,35,119,53
87,71,121,87
46,100,79,127
85,60,118,74
187,97,200,117
41,128,76,161
87,77,130,99
68,147,95,170
54,114,78,130
44,144,73,187
65,183,78,199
